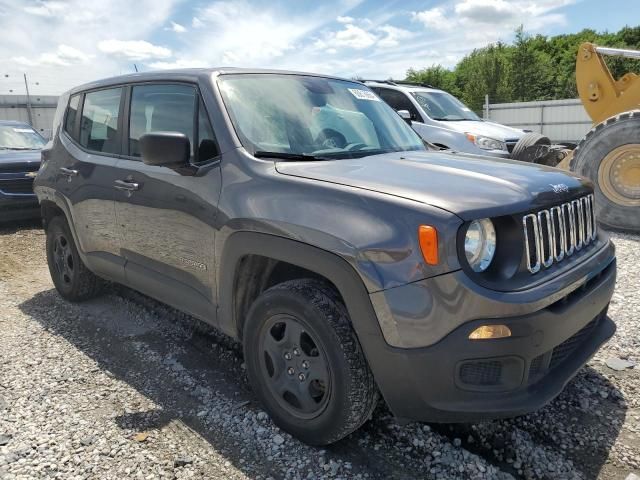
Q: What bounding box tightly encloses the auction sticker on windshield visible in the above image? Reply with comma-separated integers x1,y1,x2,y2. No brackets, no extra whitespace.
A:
348,88,380,101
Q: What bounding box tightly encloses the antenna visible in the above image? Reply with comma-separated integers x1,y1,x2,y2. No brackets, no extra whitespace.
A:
133,64,139,73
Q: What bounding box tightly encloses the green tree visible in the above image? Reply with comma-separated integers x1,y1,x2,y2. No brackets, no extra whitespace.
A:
403,25,640,106
405,65,459,96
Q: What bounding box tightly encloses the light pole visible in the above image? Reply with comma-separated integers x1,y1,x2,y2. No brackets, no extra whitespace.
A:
2,73,40,127
23,73,34,125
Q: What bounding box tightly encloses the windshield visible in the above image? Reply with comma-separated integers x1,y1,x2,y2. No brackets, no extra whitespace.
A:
218,74,425,159
411,91,480,121
0,125,46,150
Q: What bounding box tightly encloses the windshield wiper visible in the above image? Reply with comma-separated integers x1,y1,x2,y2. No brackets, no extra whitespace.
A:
3,147,37,150
253,151,328,161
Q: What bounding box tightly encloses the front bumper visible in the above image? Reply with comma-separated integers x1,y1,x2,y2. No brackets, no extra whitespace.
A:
366,244,616,423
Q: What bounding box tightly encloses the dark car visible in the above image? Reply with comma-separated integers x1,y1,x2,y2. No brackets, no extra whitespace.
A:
34,69,616,445
0,120,46,221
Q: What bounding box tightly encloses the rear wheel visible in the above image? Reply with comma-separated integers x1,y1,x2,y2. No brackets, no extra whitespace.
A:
46,216,103,301
571,110,640,231
243,279,378,445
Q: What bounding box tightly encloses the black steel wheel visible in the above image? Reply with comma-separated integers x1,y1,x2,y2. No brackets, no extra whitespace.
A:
51,230,75,286
46,216,103,301
244,279,378,445
259,314,331,418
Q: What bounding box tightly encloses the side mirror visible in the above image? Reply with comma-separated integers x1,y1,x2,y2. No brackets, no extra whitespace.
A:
396,109,412,125
140,132,190,167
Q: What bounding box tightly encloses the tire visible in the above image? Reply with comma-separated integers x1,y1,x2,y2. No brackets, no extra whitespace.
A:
571,110,640,232
46,216,103,301
511,132,551,161
243,279,378,445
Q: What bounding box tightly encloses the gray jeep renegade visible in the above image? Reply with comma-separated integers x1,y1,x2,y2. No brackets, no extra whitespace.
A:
34,69,616,446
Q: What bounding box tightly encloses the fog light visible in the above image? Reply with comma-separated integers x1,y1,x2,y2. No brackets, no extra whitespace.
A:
469,325,511,340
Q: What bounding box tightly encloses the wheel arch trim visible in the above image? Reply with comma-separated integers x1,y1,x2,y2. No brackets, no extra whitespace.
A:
217,231,384,341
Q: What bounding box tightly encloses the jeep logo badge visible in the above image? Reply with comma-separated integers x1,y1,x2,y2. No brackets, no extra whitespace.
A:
549,183,569,193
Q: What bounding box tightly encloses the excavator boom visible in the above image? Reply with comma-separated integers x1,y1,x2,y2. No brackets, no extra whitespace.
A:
576,42,640,124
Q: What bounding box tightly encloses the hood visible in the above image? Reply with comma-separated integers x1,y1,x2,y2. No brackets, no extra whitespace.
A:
440,120,524,141
0,150,41,171
275,151,591,220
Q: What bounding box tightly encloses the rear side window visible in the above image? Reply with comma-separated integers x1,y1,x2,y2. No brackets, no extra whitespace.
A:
128,84,196,158
79,88,123,154
64,94,80,140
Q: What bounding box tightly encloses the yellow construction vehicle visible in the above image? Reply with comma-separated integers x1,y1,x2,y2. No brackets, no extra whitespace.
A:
570,42,640,231
513,42,639,231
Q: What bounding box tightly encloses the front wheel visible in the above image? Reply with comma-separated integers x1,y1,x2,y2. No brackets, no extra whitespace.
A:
46,216,103,301
571,110,640,232
243,279,378,445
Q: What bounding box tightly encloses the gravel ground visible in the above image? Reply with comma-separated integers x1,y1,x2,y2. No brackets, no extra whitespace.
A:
0,221,638,480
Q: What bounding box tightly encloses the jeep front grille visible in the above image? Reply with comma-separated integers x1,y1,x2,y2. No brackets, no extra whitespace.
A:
523,194,596,274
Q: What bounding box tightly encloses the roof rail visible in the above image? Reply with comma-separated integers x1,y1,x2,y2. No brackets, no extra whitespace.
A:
360,79,435,88
359,79,398,86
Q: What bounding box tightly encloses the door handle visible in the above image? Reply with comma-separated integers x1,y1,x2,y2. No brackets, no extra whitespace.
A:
114,179,140,193
59,167,78,177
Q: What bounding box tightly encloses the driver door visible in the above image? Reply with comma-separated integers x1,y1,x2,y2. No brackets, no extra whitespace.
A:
113,83,222,323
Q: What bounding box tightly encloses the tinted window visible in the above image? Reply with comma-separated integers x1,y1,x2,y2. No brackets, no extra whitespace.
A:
196,99,219,164
129,84,196,158
79,88,122,154
64,94,80,140
375,88,420,121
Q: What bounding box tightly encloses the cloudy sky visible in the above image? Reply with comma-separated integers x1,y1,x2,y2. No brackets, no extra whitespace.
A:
0,0,637,95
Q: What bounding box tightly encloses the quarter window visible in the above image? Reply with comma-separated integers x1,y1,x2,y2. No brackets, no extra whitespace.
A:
64,94,80,140
79,88,123,154
128,84,196,158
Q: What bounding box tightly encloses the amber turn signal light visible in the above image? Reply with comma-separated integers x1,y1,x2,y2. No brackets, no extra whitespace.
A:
418,225,438,265
468,325,512,340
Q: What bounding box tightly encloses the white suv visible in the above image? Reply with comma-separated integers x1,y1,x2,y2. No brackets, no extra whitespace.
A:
365,80,525,157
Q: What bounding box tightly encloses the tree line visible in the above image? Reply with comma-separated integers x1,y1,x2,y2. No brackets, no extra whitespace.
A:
404,26,640,112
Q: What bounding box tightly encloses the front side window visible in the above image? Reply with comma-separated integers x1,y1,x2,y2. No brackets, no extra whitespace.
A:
64,94,80,140
218,74,424,159
375,88,421,121
0,124,46,150
129,84,196,158
410,91,480,121
80,88,123,154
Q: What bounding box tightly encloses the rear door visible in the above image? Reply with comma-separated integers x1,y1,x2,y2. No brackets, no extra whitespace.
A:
113,82,222,323
56,87,125,282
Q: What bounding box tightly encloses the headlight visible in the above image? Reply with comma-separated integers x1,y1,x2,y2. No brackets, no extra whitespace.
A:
464,218,496,272
466,133,507,152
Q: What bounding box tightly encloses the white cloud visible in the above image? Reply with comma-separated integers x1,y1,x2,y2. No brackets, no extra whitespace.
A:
187,0,325,62
334,24,377,49
0,0,582,94
377,25,412,48
147,58,208,69
412,7,449,30
23,1,66,16
454,0,515,23
98,39,172,61
12,44,93,67
336,15,354,23
169,21,186,33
